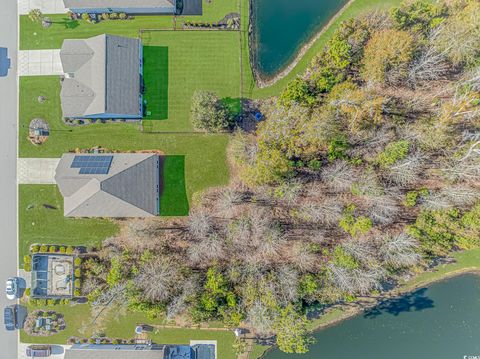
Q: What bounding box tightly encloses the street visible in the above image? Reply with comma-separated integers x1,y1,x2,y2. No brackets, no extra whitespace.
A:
0,0,19,358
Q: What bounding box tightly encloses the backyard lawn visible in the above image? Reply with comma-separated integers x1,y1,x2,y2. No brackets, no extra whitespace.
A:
19,76,230,206
20,302,236,359
141,30,241,131
18,185,118,263
20,0,241,49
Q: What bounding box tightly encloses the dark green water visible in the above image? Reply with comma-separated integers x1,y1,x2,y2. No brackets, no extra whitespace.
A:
264,274,480,359
252,0,348,78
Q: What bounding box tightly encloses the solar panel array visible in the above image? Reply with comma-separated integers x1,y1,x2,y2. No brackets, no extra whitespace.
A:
71,155,113,175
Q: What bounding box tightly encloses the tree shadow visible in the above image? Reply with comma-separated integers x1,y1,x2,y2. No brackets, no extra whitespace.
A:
51,346,65,355
159,155,189,216
16,304,28,329
17,277,27,298
363,288,435,319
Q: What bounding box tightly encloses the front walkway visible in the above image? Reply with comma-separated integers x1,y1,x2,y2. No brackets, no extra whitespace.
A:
18,50,63,76
18,0,67,15
17,158,60,184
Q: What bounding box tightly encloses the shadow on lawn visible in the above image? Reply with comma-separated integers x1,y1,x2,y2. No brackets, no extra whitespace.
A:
143,46,169,120
159,155,189,216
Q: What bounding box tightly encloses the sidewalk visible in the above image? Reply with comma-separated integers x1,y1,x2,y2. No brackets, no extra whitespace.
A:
17,158,60,184
18,0,67,15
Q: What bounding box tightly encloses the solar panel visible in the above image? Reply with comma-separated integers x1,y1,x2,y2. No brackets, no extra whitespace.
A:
72,155,113,175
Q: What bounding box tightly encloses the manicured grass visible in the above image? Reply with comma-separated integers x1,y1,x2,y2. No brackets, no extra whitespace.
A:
160,155,189,216
20,0,241,50
18,185,118,263
143,46,169,120
21,303,236,359
19,76,230,205
141,30,241,131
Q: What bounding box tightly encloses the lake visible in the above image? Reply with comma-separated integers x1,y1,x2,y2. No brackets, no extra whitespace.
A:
264,274,480,359
252,0,348,79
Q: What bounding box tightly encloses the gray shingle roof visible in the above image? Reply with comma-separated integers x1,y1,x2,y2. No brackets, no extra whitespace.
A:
60,34,140,118
55,153,160,217
64,0,175,9
65,347,165,359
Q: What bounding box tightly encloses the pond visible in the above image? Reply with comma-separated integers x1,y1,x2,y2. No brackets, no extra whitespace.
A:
264,274,480,359
252,0,348,79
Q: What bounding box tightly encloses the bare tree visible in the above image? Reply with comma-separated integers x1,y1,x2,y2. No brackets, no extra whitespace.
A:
216,188,244,216
135,258,182,303
380,233,421,268
388,154,423,186
291,242,318,273
188,211,213,239
328,264,385,296
321,161,357,192
301,198,343,226
367,195,400,225
187,233,225,265
246,301,275,335
276,266,300,305
408,40,451,87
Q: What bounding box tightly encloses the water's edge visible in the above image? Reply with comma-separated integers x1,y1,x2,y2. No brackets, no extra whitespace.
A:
249,0,356,89
257,268,480,359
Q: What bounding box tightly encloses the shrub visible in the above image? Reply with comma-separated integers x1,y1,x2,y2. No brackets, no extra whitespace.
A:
113,338,122,344
29,298,38,306
49,245,57,253
47,299,57,306
191,90,231,132
66,246,74,255
74,268,82,278
74,257,82,266
307,159,321,171
40,245,48,253
339,205,373,237
25,288,31,297
59,246,66,253
30,244,40,253
74,279,81,288
101,13,110,20
376,140,410,167
119,12,127,20
28,8,43,23
81,13,90,22
404,191,419,207
24,255,32,264
109,12,118,19
24,262,32,272
74,289,81,297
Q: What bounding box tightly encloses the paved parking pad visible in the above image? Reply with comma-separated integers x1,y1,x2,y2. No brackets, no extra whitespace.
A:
18,0,67,15
18,50,63,76
17,158,61,184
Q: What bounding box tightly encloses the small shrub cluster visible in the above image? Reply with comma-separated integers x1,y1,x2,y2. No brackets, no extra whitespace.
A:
23,310,66,336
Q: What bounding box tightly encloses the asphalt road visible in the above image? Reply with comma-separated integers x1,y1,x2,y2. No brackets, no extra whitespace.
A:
0,0,19,358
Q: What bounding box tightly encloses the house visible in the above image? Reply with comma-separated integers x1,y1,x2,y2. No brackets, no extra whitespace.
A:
31,254,75,299
64,344,216,359
55,153,160,217
63,0,176,15
60,34,143,120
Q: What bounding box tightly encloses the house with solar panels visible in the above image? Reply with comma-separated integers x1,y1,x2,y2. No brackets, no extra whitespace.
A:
60,34,143,120
54,153,160,217
63,0,176,15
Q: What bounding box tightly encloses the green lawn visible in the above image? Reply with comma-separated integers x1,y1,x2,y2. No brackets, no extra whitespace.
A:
20,0,241,49
19,76,230,205
21,303,236,359
18,185,118,263
143,46,169,120
160,155,189,216
141,30,241,131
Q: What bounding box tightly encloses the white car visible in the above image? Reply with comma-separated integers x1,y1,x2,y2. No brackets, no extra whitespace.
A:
5,278,17,300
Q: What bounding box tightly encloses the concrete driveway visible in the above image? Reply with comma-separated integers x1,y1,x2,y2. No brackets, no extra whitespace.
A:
18,49,63,76
18,0,67,15
17,158,60,184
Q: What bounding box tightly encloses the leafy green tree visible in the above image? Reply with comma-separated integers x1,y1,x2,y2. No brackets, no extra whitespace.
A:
391,1,448,34
339,205,373,237
191,91,231,132
106,257,124,287
274,305,315,354
362,29,415,84
280,77,317,108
